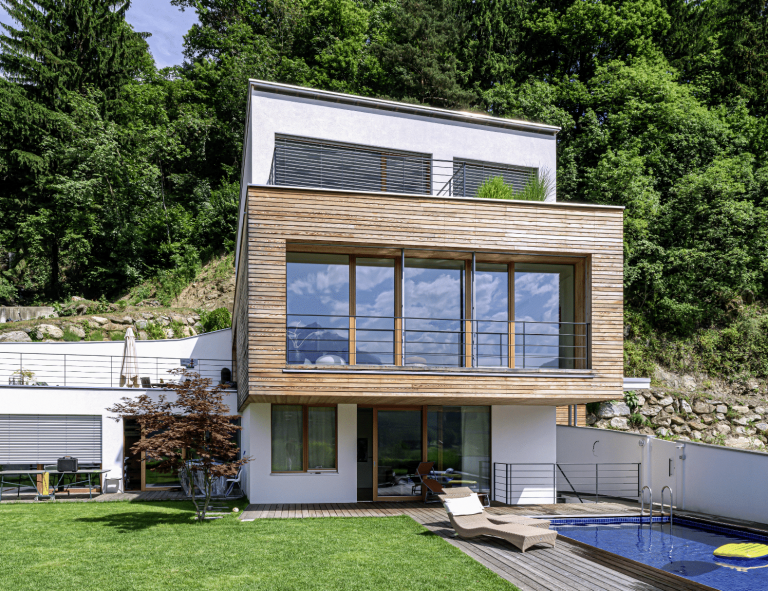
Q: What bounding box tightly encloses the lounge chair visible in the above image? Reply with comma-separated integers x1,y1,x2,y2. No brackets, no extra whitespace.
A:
438,487,550,529
442,493,557,553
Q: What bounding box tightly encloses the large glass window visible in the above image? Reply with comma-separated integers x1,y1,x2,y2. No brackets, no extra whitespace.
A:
271,405,337,472
404,259,465,366
514,264,575,368
286,253,349,365
355,258,395,365
476,263,508,367
377,409,423,497
427,406,490,494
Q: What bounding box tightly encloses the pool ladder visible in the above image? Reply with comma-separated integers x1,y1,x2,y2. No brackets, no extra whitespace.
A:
661,486,673,526
640,486,653,524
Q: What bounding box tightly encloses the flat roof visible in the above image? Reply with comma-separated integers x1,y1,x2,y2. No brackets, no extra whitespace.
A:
249,79,561,136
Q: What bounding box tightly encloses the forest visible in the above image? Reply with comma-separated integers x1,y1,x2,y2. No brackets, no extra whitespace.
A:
0,0,767,379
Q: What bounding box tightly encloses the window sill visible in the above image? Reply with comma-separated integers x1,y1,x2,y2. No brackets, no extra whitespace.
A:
283,365,595,378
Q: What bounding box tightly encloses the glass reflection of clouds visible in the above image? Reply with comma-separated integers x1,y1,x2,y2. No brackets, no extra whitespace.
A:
404,259,465,366
286,253,349,365
355,258,395,365
476,263,508,367
515,264,574,369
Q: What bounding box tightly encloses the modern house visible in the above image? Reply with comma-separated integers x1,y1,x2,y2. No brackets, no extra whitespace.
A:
233,80,626,504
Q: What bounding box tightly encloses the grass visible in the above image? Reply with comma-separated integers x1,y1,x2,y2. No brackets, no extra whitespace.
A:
0,501,517,591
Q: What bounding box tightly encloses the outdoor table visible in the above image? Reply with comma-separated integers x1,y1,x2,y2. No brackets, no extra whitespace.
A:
0,469,110,501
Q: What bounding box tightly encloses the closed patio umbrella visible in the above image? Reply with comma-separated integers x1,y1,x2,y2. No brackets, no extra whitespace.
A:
120,327,140,387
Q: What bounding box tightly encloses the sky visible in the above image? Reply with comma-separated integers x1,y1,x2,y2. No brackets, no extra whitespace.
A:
0,0,198,69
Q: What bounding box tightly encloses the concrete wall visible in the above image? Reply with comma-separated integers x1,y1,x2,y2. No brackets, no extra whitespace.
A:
0,329,233,387
242,403,357,504
0,386,238,483
492,406,557,504
246,91,557,199
557,426,768,523
0,307,55,322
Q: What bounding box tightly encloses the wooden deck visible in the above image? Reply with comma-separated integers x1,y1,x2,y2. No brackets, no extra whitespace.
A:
239,502,716,591
0,490,190,503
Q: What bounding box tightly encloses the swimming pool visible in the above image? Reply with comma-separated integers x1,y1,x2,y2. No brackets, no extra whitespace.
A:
551,517,768,591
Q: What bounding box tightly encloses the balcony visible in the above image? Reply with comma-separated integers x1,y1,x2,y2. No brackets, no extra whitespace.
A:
267,136,539,198
286,313,590,371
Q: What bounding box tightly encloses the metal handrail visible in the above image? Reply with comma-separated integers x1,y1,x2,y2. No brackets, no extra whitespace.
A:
661,486,673,525
641,486,653,523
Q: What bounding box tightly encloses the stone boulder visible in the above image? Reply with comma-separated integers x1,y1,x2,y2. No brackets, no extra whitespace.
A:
597,402,631,418
135,320,148,330
701,414,714,424
715,405,728,414
734,426,746,435
610,417,629,430
755,423,768,434
745,414,762,423
91,316,108,325
692,400,713,414
688,420,707,431
670,415,685,425
715,423,731,434
114,316,133,325
731,405,750,414
732,417,748,427
76,304,88,315
658,396,674,407
65,325,86,338
0,331,32,342
656,427,670,437
681,400,692,414
36,324,63,339
755,407,766,416
586,413,597,426
640,405,661,417
725,437,753,450
653,417,672,428
691,431,702,441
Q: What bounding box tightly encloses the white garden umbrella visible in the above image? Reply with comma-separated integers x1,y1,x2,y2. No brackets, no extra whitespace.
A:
120,327,140,387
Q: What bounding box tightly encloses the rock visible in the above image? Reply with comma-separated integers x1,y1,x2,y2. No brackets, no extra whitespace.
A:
91,316,108,325
193,321,203,330
170,314,188,325
158,316,170,327
732,417,749,426
36,324,63,339
76,304,88,315
692,401,713,414
681,400,692,414
71,296,85,301
594,420,609,429
716,413,726,421
191,314,200,321
682,376,697,391
658,396,674,407
640,405,661,417
725,437,752,449
656,427,670,437
691,431,702,441
66,325,86,338
182,326,191,337
135,320,147,330
0,330,32,342
164,328,174,339
189,326,197,336
715,405,728,414
664,405,674,414
755,423,768,434
745,414,762,422
635,394,646,407
700,414,714,424
670,415,685,425
141,313,154,320
755,407,766,415
597,402,631,419
715,423,731,434
139,331,149,340
115,316,133,325
653,418,672,428
610,417,629,430
586,413,597,426
731,405,750,414
186,316,195,326
747,428,757,436
688,421,707,431
103,323,121,332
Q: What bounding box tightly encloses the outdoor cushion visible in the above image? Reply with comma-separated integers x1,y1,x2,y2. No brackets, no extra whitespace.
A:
443,493,484,516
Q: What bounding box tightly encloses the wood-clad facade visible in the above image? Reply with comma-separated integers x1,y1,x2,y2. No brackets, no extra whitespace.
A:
233,185,624,411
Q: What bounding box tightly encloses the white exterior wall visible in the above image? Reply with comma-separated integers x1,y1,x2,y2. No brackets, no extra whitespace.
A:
242,403,357,504
0,387,238,484
246,91,557,197
558,426,768,523
492,406,557,504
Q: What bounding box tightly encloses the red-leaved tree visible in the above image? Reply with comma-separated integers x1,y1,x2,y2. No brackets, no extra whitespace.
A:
107,369,249,520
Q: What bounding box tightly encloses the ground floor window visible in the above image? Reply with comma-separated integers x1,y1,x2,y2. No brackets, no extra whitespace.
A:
272,405,337,472
427,406,490,493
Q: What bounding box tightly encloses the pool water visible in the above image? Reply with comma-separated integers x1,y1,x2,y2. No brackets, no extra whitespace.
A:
552,519,768,591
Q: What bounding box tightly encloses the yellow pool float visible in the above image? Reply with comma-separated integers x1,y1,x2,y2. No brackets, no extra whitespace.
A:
714,543,768,559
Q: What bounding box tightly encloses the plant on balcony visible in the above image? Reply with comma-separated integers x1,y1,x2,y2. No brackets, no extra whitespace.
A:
477,168,553,202
107,369,250,521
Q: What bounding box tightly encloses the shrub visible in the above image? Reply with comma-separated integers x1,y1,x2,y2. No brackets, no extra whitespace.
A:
476,176,514,200
624,390,639,412
89,329,104,341
110,331,124,341
476,169,553,202
144,322,166,340
170,320,185,339
629,413,647,428
62,328,82,342
199,307,231,332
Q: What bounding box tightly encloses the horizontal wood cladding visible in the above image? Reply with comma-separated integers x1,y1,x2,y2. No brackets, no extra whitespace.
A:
242,186,624,409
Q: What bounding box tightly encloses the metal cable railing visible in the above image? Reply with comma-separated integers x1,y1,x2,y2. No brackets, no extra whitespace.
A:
493,462,641,505
0,352,233,389
286,314,590,369
268,139,538,198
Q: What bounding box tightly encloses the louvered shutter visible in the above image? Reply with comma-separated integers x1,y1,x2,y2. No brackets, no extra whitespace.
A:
0,415,102,464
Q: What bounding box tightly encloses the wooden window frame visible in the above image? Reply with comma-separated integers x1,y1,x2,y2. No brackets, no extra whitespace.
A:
271,404,339,474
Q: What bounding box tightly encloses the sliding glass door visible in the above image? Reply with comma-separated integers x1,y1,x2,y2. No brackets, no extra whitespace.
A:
375,408,423,499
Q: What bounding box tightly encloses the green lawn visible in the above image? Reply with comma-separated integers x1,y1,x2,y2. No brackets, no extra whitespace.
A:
0,500,519,591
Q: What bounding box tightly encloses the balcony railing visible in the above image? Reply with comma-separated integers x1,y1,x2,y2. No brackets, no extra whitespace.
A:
287,314,590,369
268,140,538,198
0,352,233,389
